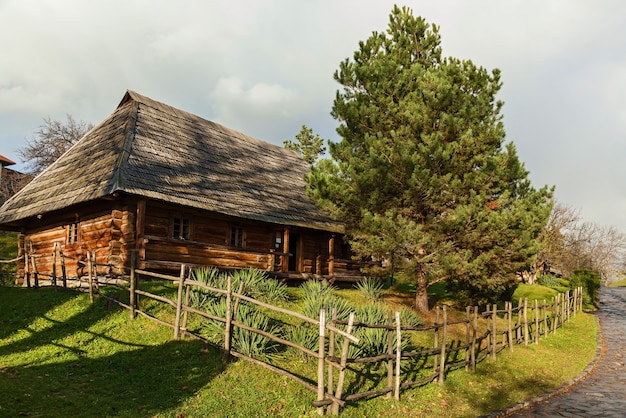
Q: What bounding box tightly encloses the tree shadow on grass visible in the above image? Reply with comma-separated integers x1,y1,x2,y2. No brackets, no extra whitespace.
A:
0,287,79,343
0,339,225,417
0,287,226,417
0,287,139,359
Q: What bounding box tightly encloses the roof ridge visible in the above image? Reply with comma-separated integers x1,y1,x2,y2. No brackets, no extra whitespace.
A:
108,98,140,193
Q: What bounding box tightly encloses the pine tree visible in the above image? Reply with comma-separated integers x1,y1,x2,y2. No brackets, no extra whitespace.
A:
308,6,553,310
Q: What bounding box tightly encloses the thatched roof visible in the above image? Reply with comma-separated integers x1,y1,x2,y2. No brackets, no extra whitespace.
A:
0,90,343,233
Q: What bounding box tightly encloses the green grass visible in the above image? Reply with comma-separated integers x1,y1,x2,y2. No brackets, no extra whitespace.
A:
0,284,597,417
511,283,559,305
609,279,626,287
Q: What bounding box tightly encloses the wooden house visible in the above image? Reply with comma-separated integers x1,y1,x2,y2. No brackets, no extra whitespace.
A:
0,91,364,284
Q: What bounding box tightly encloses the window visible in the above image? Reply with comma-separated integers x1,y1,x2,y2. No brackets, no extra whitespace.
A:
172,216,190,240
67,222,79,244
275,231,282,250
230,226,245,248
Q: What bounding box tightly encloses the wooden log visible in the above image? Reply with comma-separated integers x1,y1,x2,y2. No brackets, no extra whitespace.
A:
328,236,335,276
394,311,401,400
181,283,191,331
25,251,31,288
438,306,448,383
328,309,337,398
173,264,186,340
223,276,233,363
51,243,57,287
317,308,326,416
130,250,137,319
507,302,513,351
471,306,478,372
433,307,440,373
523,298,529,346
87,251,94,303
491,304,497,360
332,312,355,415
552,296,558,334
387,311,394,392
534,299,539,345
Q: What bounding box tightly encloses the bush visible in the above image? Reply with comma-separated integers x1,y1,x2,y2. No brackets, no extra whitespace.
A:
355,277,385,301
570,269,601,308
200,298,280,359
538,275,560,288
190,267,289,306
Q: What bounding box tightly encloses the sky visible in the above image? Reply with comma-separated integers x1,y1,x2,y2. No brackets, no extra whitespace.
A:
1,0,625,232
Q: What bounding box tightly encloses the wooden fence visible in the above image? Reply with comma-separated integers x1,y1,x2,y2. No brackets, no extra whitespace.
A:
7,249,584,415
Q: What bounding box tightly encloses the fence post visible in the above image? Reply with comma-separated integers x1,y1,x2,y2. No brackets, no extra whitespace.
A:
60,245,67,288
30,242,39,289
465,306,471,370
129,250,137,319
523,298,529,346
433,306,440,373
332,312,354,415
223,276,233,363
51,242,57,288
25,252,31,288
471,306,478,372
87,251,94,303
317,308,326,416
438,305,448,383
534,299,540,345
507,301,513,351
394,311,401,400
552,296,558,334
173,264,186,340
491,304,497,360
328,309,337,398
182,276,191,331
387,311,394,395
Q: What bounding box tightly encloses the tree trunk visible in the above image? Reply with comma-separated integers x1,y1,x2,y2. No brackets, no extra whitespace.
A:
414,271,429,312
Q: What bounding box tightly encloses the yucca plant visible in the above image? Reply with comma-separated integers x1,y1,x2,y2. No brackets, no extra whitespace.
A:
300,279,336,299
355,277,385,301
284,323,319,361
300,290,353,322
200,298,280,359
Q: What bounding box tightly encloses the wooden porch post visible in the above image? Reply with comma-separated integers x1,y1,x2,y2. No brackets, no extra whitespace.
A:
328,235,335,276
282,227,290,273
135,199,146,262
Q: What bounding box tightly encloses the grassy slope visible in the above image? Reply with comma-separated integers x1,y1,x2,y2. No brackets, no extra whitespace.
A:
0,285,597,417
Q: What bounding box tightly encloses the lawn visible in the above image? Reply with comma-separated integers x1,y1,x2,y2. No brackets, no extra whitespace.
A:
0,282,597,418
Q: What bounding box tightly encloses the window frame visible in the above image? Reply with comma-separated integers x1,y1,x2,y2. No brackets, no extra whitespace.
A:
67,222,80,245
229,225,245,248
171,214,191,240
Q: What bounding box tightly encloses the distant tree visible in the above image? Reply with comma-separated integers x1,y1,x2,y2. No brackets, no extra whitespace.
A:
307,6,553,310
284,125,326,165
19,114,92,175
536,201,626,284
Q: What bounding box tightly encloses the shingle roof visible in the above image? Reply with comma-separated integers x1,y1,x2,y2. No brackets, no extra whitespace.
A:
0,90,343,232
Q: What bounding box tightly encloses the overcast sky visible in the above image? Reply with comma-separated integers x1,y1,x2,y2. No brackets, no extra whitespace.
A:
1,0,625,231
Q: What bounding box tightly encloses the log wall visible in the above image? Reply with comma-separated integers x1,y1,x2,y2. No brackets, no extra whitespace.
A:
17,198,360,282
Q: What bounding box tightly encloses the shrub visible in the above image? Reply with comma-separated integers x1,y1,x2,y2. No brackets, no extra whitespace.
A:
570,269,601,308
355,277,384,301
538,275,560,288
190,267,289,307
200,298,280,359
284,324,318,360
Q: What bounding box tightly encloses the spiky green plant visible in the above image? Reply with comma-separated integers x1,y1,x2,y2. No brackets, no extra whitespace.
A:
355,277,385,301
200,298,280,359
284,323,318,360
